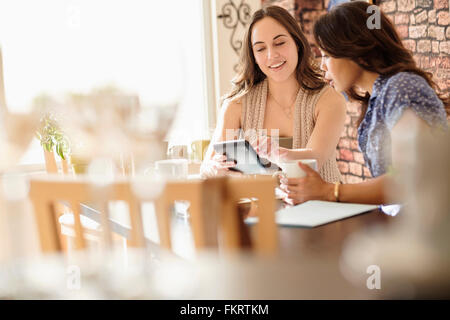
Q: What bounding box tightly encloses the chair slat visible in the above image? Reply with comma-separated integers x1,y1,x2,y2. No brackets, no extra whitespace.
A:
70,200,86,250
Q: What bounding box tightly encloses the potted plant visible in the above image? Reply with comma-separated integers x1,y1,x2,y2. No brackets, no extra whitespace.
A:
36,114,71,174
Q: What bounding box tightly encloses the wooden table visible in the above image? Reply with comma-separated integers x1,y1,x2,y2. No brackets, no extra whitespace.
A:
10,202,448,299
0,208,393,299
275,207,391,257
233,199,390,253
80,200,391,259
76,202,395,297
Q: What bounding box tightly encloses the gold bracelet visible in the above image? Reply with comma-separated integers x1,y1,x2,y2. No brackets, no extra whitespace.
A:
334,182,340,202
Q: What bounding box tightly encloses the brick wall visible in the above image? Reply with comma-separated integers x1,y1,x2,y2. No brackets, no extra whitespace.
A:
379,0,450,95
261,0,449,183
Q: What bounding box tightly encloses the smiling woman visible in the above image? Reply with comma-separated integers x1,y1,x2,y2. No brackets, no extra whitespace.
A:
201,6,346,187
276,1,448,206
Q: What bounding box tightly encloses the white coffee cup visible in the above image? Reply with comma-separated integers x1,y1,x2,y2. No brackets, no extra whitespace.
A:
277,159,318,178
155,159,188,179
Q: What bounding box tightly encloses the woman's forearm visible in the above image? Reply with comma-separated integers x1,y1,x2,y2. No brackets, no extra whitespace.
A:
338,175,389,204
285,148,324,168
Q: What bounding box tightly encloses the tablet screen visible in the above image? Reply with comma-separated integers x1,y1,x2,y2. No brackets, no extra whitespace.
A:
213,139,279,174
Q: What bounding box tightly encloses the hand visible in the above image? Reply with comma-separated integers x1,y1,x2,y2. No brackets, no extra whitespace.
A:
200,154,239,178
279,162,335,205
249,135,289,164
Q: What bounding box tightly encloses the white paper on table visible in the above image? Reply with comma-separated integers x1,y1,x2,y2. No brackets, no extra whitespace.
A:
245,200,379,228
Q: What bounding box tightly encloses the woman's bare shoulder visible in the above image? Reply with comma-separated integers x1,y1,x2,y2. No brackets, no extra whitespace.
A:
221,97,243,116
315,86,346,115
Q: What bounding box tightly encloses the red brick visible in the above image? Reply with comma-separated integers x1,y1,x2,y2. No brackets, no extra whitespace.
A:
417,40,432,53
398,0,415,12
350,116,359,127
415,10,428,24
409,25,428,38
347,126,358,138
350,139,360,151
363,167,372,178
432,41,440,54
339,149,354,161
417,0,433,8
446,26,450,39
439,41,448,55
433,56,450,69
437,10,449,26
429,56,437,68
410,13,416,25
338,161,349,174
349,162,363,176
435,67,448,83
344,174,364,184
429,56,436,68
342,125,350,138
396,25,409,38
403,39,416,52
395,13,410,24
428,25,445,40
416,54,431,68
428,10,436,23
344,114,351,126
380,0,396,13
338,138,350,149
353,151,365,165
434,0,449,10
346,101,360,114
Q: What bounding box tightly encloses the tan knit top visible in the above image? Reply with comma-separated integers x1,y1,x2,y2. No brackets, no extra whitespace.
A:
240,79,341,183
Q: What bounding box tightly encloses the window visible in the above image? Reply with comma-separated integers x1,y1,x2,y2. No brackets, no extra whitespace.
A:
0,0,212,164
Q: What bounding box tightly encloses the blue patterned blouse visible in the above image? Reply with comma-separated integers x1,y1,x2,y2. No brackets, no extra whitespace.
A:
357,72,448,177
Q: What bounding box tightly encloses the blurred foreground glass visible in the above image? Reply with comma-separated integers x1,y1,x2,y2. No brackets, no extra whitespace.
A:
340,126,450,298
59,90,179,176
152,159,191,220
55,42,185,178
0,111,38,171
0,109,39,263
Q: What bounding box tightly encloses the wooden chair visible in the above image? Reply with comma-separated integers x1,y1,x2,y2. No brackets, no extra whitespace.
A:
221,175,278,255
153,175,278,255
57,153,134,250
153,176,225,251
29,175,226,255
29,176,145,253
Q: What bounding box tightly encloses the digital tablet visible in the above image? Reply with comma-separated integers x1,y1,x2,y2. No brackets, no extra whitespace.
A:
213,139,280,175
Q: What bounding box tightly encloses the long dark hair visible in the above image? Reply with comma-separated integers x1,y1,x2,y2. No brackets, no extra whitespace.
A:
313,1,449,125
226,5,325,101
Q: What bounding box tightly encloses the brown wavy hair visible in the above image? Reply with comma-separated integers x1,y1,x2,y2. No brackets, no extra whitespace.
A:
313,1,449,125
225,5,325,101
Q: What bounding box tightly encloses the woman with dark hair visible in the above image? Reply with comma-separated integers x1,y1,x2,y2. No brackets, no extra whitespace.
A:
281,1,448,205
201,6,346,183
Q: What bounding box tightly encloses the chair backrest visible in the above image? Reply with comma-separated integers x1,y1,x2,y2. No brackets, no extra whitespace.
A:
29,174,277,256
221,175,278,255
29,175,226,255
154,176,225,251
29,176,146,253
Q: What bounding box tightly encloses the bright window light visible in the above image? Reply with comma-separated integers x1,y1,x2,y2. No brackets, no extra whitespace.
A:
0,0,209,164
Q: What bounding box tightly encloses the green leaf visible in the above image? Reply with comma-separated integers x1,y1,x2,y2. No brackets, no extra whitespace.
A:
35,112,71,160
56,143,64,160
